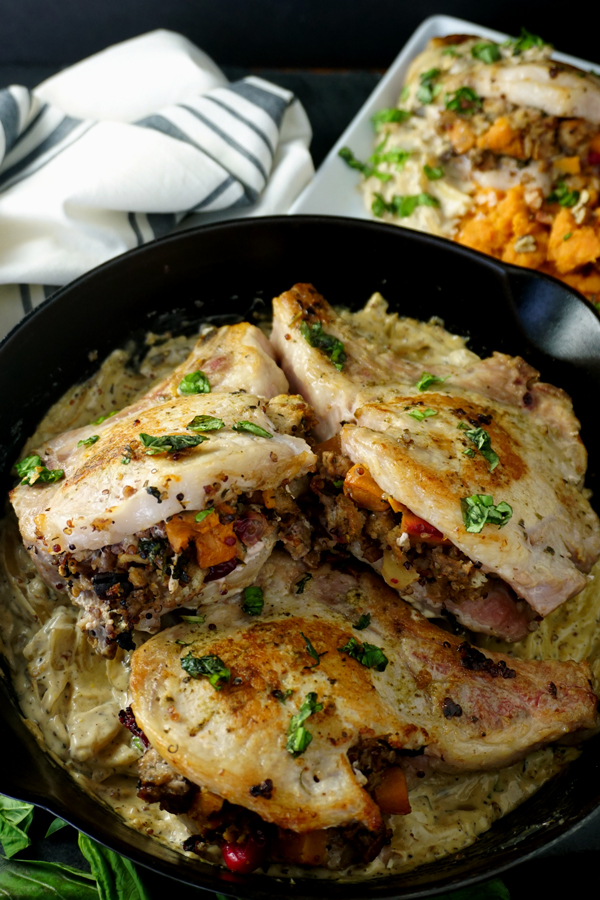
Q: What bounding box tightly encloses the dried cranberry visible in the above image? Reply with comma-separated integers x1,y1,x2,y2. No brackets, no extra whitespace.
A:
233,511,266,547
588,150,600,166
118,706,149,747
204,557,240,583
221,832,268,874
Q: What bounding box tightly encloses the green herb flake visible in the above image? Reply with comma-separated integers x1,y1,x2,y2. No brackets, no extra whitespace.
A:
295,573,313,594
445,86,482,115
400,85,410,102
195,508,215,523
300,320,347,371
416,372,449,391
139,432,208,454
339,636,389,671
178,370,211,395
89,409,118,426
138,537,165,564
186,415,225,432
416,68,441,105
333,478,344,488
146,486,162,503
463,448,476,458
463,426,500,471
77,435,100,448
424,164,444,180
547,181,580,207
506,27,549,56
461,494,513,533
180,614,206,623
131,736,145,754
286,691,323,757
232,420,273,438
442,45,460,57
407,407,438,421
372,191,440,218
273,688,293,703
242,585,264,616
339,146,376,178
369,146,412,171
353,613,371,630
180,652,231,690
563,232,573,241
15,454,64,486
471,42,501,64
301,631,325,667
371,107,411,131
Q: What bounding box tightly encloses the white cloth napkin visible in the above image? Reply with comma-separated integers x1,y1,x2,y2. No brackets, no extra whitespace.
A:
0,30,314,339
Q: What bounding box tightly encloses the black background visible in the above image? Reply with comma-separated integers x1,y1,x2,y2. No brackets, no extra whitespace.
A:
1,1,599,897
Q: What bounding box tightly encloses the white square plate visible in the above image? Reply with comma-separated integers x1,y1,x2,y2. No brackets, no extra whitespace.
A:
290,14,600,218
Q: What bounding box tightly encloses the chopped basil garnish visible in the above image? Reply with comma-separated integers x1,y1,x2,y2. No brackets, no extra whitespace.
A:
180,652,231,690
505,27,549,56
369,146,411,171
338,147,392,182
445,87,482,115
463,448,476,458
563,232,572,241
15,455,64,486
301,631,325,667
232,421,273,438
273,688,293,703
178,370,211,395
138,537,164,563
77,435,100,448
186,415,225,432
180,614,206,624
547,181,580,207
146,486,162,502
242,586,264,616
333,478,344,488
400,85,410,102
416,68,441,105
89,410,118,426
371,107,411,131
195,508,215,524
442,45,460,57
463,427,499,471
295,573,313,594
286,692,323,757
300,321,347,371
407,407,438,421
471,42,501,64
139,432,208,454
353,613,371,630
416,372,449,391
423,164,444,180
372,192,440,218
339,636,389,671
132,736,145,753
461,494,513,533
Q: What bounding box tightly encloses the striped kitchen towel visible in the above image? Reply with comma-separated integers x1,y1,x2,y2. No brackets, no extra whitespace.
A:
0,30,313,339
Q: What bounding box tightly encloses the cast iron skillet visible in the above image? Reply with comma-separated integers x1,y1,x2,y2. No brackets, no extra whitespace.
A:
1,215,600,898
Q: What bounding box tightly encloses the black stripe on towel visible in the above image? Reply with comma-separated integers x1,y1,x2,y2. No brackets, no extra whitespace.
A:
0,90,21,158
179,104,268,182
227,81,288,127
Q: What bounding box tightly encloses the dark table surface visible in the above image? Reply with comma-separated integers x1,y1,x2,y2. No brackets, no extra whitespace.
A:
2,59,600,899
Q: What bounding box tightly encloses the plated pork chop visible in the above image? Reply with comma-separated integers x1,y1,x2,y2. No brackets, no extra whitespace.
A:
10,323,316,655
271,283,600,640
128,550,598,872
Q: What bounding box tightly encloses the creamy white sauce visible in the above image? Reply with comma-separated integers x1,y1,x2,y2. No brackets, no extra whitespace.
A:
0,324,596,881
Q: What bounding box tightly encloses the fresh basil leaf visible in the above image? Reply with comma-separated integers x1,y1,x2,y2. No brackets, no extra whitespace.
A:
371,107,411,131
416,68,441,104
463,426,499,471
0,855,98,898
194,508,215,523
339,636,389,671
547,180,580,207
506,27,549,55
423,164,444,180
180,652,231,690
463,448,476,457
372,192,440,218
186,415,225,432
445,86,482,114
232,421,273,438
0,796,34,858
299,321,347,371
15,454,64,486
400,85,410,102
353,613,371,630
407,407,438,421
301,631,324,666
242,585,264,616
77,435,100,448
78,832,150,900
295,573,313,594
45,817,69,838
180,614,206,623
461,494,513,533
338,147,392,182
416,372,449,391
286,692,323,757
139,432,208,454
369,147,411,170
177,370,211,395
89,410,118,426
471,42,501,63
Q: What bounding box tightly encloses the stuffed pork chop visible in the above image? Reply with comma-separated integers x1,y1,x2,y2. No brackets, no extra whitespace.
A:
271,283,600,641
10,323,316,656
127,550,598,872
